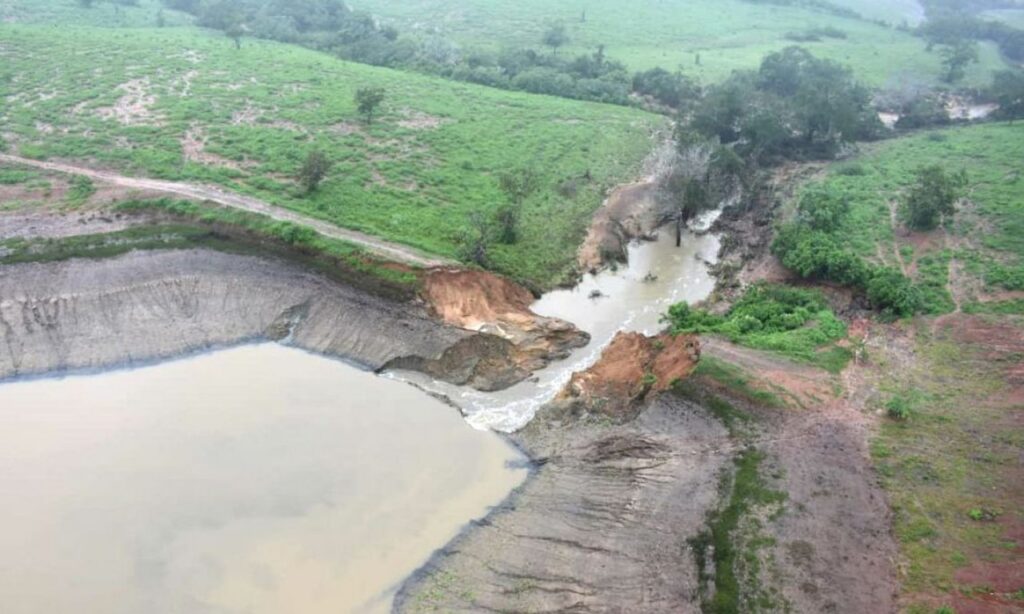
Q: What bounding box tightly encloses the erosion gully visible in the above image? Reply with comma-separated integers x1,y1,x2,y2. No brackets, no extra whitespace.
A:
0,208,721,613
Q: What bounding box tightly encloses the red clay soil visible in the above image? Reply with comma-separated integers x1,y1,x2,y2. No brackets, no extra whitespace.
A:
421,269,589,373
421,269,537,332
936,313,1024,391
557,331,701,418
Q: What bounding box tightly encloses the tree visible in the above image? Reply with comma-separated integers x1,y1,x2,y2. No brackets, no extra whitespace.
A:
542,23,569,55
991,70,1024,122
458,212,492,266
940,39,979,84
298,149,331,194
354,87,386,125
225,22,245,49
902,166,967,231
497,168,540,244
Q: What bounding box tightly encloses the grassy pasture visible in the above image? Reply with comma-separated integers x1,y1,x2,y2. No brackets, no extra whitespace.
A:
0,0,193,27
793,123,1024,314
0,24,664,287
351,0,1007,86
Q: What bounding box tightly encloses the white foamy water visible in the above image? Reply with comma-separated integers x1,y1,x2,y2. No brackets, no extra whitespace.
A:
0,344,527,614
390,215,721,432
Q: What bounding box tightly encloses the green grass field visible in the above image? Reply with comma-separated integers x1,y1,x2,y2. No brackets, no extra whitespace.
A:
351,0,1007,86
0,24,664,287
0,0,193,27
871,319,1024,612
793,123,1024,314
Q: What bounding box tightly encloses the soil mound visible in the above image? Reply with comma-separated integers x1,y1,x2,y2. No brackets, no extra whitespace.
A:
555,331,701,419
422,269,590,375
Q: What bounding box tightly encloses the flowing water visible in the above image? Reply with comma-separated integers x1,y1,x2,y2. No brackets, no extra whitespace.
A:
390,210,723,432
0,344,527,614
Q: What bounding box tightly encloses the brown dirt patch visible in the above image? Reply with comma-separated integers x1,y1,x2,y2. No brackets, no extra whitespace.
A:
422,269,536,332
231,101,263,126
396,111,450,130
578,179,663,272
556,331,700,418
329,121,363,136
96,79,164,126
421,269,589,373
181,126,246,170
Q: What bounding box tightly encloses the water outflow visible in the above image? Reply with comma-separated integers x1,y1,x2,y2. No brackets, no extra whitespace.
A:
389,210,723,432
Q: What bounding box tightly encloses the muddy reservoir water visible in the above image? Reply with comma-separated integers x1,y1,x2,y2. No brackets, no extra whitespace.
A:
0,344,527,614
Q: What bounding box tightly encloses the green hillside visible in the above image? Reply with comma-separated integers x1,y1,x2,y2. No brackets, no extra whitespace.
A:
0,24,664,286
350,0,1007,86
0,0,193,27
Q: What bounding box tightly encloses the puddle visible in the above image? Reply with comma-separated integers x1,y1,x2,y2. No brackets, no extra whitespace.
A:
0,344,527,614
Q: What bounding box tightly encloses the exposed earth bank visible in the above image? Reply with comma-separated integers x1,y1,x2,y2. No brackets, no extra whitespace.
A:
0,247,584,391
396,336,898,613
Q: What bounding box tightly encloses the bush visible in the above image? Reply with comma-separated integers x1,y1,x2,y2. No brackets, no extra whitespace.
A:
886,394,913,421
772,224,870,286
867,267,924,318
902,166,968,231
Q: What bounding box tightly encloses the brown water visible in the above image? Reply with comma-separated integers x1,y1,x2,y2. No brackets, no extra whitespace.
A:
0,344,527,614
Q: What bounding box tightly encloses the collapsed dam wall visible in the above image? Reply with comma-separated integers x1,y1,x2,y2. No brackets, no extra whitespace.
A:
0,249,506,384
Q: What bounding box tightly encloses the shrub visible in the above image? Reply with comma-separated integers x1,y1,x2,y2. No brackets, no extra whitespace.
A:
867,267,924,318
886,394,913,421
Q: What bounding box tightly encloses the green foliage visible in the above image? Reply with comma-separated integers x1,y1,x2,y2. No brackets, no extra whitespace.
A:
797,187,850,232
67,175,96,205
666,284,851,372
691,449,787,613
691,357,787,408
298,149,331,194
772,224,870,286
691,46,881,163
112,198,421,291
344,0,1007,87
496,168,541,244
354,87,386,124
632,67,700,109
541,23,569,54
902,165,968,231
886,393,914,421
939,39,979,83
990,70,1024,121
867,267,924,318
798,123,1024,303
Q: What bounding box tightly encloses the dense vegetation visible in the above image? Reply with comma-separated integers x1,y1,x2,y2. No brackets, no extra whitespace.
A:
0,24,662,287
666,283,852,372
685,46,883,165
345,0,1006,87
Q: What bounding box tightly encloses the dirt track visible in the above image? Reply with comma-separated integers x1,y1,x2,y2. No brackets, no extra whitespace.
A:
0,153,454,268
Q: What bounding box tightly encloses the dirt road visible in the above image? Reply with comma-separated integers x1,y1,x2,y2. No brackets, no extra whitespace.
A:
0,153,455,268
